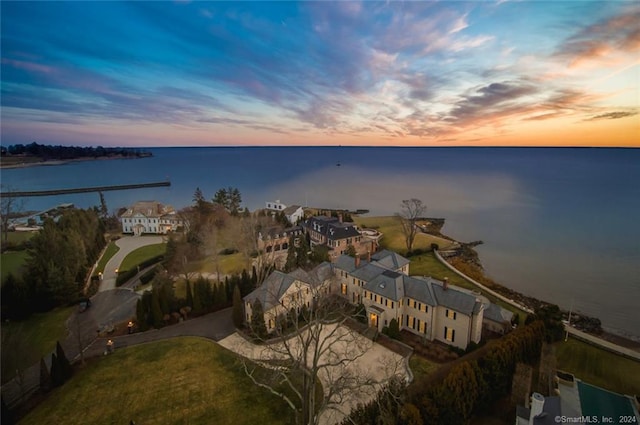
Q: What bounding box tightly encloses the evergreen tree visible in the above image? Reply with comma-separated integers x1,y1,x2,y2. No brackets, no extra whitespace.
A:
232,285,244,328
387,318,400,339
185,280,193,308
39,357,52,393
56,341,72,382
1,395,14,425
50,353,62,387
250,299,268,339
135,299,147,332
151,288,163,328
192,280,203,314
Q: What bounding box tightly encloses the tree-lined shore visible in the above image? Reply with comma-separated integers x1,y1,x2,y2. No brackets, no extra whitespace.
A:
0,142,151,168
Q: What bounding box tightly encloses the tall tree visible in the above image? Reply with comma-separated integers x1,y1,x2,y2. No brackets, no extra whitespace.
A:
56,341,72,382
50,353,62,387
232,284,244,328
212,188,228,208
241,276,401,425
396,198,426,252
0,185,24,244
228,187,242,215
39,357,52,393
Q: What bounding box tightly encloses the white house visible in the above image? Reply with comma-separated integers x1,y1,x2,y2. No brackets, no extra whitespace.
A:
265,200,304,225
120,201,182,235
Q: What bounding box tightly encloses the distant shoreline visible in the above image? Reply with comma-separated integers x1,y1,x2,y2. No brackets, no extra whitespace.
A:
0,153,152,170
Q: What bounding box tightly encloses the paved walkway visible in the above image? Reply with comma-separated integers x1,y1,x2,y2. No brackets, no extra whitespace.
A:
218,322,409,425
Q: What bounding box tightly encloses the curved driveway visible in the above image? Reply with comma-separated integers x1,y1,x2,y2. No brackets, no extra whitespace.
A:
100,235,164,292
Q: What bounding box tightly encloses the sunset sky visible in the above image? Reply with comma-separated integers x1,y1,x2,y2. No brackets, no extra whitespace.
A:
1,1,638,147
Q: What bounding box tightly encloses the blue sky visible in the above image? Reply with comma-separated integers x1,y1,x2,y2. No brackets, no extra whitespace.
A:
1,1,638,147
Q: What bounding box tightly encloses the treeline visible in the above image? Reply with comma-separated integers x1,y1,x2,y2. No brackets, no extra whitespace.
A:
1,209,106,319
344,320,546,425
135,267,259,331
2,142,151,160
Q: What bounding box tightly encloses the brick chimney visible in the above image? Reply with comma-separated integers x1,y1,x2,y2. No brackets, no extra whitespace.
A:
355,255,360,268
370,241,376,254
443,277,449,291
367,250,371,263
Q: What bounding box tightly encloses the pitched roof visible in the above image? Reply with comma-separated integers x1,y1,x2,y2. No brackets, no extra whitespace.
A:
244,263,334,310
403,276,438,306
432,281,479,316
364,270,404,301
121,201,174,218
483,302,514,323
243,271,299,310
351,262,385,282
302,216,360,240
371,249,410,270
283,205,302,215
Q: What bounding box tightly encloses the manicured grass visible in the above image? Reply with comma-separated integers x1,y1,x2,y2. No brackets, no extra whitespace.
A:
409,355,440,382
0,250,29,282
353,215,455,254
20,337,294,425
94,241,120,276
554,336,640,396
4,231,36,245
195,252,251,276
119,243,166,273
1,307,73,384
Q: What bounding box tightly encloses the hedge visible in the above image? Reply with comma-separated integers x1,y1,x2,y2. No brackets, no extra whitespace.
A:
116,255,164,286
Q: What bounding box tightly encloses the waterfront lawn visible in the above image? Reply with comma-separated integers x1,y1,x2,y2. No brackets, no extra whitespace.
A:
554,337,640,395
353,216,455,253
0,250,29,282
118,243,166,273
1,307,73,384
409,252,526,317
19,337,294,425
94,241,120,276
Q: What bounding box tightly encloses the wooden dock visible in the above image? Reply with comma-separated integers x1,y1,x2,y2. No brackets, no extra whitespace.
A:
0,181,171,198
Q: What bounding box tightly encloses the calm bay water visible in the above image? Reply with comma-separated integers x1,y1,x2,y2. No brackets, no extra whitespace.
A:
2,147,639,339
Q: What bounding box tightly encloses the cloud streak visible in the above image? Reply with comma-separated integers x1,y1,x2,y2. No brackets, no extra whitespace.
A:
0,1,637,146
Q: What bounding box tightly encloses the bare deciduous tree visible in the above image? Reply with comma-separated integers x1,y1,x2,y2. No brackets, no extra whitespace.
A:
237,213,281,286
396,198,426,253
0,185,25,244
239,270,405,425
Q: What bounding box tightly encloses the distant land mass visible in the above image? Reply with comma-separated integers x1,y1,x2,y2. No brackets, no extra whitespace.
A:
0,142,152,168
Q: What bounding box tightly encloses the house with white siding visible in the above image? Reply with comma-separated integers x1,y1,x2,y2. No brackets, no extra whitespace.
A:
120,201,182,235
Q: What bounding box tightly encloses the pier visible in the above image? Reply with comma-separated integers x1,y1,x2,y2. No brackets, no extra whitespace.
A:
0,181,171,198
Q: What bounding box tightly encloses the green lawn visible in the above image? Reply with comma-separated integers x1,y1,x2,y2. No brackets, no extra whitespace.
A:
4,231,36,245
20,337,295,425
356,216,528,318
94,241,120,276
195,252,250,276
353,215,455,253
119,243,166,273
1,307,73,383
554,336,640,395
0,250,29,282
